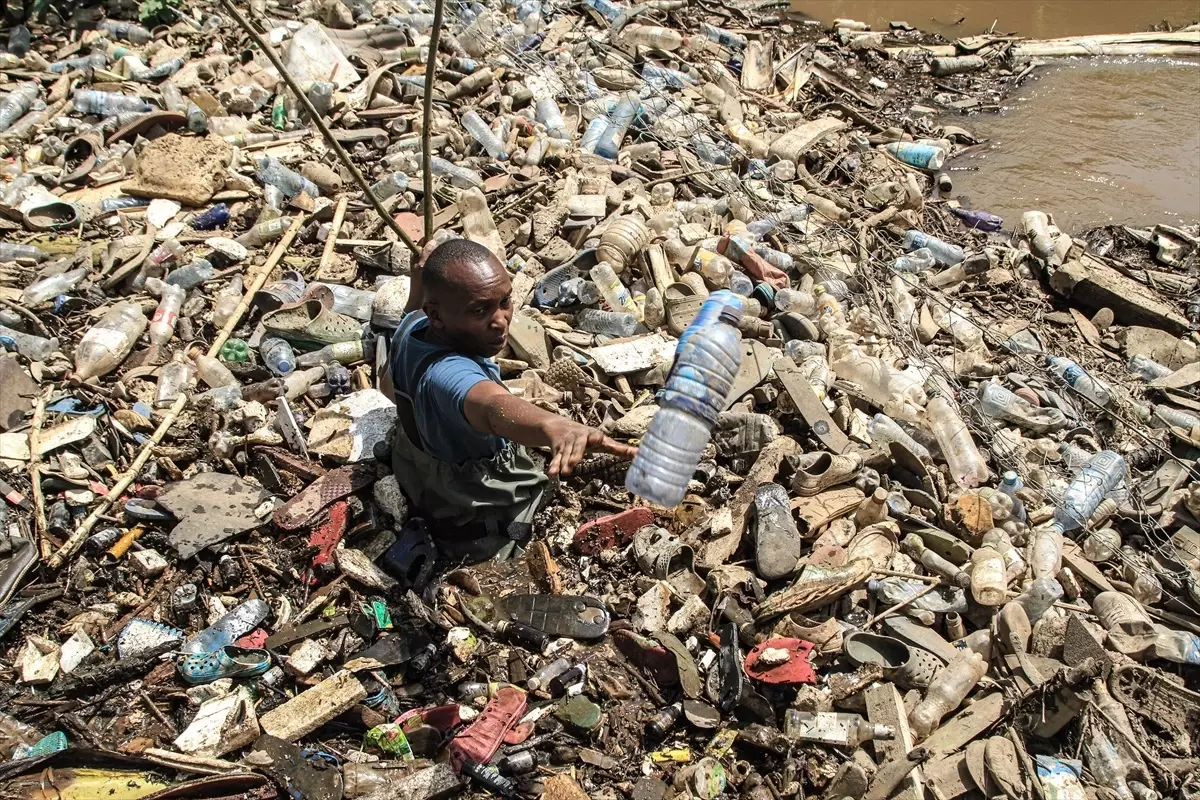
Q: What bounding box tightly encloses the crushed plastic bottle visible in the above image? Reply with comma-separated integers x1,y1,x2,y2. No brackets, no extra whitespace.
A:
74,301,148,380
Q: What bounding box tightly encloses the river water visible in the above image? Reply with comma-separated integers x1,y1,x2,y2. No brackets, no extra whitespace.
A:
791,1,1200,232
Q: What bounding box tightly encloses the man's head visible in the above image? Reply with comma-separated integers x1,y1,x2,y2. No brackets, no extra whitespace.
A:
421,238,513,358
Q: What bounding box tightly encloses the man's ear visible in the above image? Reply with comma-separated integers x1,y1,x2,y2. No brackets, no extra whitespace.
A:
423,299,441,328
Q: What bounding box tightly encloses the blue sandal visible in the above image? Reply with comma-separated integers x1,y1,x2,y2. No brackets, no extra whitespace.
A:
176,645,272,685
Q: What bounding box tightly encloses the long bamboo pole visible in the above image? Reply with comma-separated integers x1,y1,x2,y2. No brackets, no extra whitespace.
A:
217,0,421,256
48,217,305,569
422,0,445,239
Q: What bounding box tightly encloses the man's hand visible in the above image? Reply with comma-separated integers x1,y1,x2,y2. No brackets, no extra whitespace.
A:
543,417,638,477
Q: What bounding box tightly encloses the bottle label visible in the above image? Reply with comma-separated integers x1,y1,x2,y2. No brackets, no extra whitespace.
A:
1062,364,1085,385
152,308,177,327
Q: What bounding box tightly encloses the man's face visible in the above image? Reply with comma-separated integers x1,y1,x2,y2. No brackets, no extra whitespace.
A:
425,255,514,357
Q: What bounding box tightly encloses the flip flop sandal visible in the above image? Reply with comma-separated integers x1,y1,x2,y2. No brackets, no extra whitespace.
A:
665,282,705,336
182,599,271,655
845,521,899,570
176,645,272,685
717,622,744,713
307,500,349,584
744,638,817,685
274,463,379,530
262,298,364,347
106,110,187,146
984,736,1026,800
573,507,654,555
380,520,436,590
842,631,941,690
0,535,37,606
535,263,581,307
613,628,679,687
60,132,104,186
751,482,804,582
880,614,961,664
447,685,527,770
23,201,84,231
487,593,610,639
657,630,702,699
633,525,696,580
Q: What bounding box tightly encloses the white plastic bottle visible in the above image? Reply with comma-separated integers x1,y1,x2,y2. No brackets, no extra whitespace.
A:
74,301,147,380
146,278,185,346
590,262,639,318
908,650,987,739
925,391,990,488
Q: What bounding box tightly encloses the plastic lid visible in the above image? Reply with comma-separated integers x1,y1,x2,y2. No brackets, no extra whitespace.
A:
717,307,742,326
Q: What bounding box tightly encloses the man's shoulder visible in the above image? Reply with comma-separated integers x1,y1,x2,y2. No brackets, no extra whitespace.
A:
419,351,491,391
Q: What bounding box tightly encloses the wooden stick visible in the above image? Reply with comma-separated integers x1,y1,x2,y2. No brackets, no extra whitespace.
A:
422,0,444,239
48,218,305,569
29,390,50,559
319,196,348,274
866,582,939,628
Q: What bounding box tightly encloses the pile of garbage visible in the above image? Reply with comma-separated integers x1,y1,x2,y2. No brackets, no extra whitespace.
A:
1,1,1199,799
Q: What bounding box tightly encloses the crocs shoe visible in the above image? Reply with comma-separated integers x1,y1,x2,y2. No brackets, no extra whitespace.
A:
262,298,364,347
842,631,941,690
176,645,272,685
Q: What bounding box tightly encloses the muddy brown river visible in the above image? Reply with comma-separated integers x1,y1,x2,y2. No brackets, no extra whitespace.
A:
791,1,1200,232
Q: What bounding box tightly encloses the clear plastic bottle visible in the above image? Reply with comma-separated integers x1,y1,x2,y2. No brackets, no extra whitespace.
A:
981,528,1027,582
745,204,810,240
627,307,744,507
535,96,570,140
1127,354,1171,381
892,248,936,274
74,301,147,380
257,156,320,199
695,250,734,289
155,352,193,408
0,712,43,760
868,413,932,461
145,278,185,345
1029,525,1063,580
98,19,152,43
854,487,889,529
1014,577,1064,622
261,337,297,376
1084,730,1134,800
753,246,794,271
135,239,184,290
580,117,607,154
1053,450,1126,533
369,171,410,201
978,382,1067,433
775,288,816,316
595,95,639,160
830,345,892,407
0,83,39,131
73,89,153,116
999,471,1027,522
461,110,508,160
0,242,48,264
590,262,639,318
212,276,244,329
1082,527,1120,562
903,230,964,266
22,267,89,306
908,650,986,739
166,259,215,290
783,710,894,746
1046,356,1113,408
235,217,294,247
192,351,238,388
698,21,747,49
925,392,990,488
621,23,685,50
583,0,623,21
1151,405,1200,430
296,339,365,368
575,308,638,337
430,157,484,190
644,287,665,329
901,534,969,587
0,323,59,361
969,546,1007,606
931,302,984,350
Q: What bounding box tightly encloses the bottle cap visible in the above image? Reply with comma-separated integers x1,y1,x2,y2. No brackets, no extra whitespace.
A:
717,306,742,326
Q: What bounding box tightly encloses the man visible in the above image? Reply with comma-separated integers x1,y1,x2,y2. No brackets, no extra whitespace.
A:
387,238,636,555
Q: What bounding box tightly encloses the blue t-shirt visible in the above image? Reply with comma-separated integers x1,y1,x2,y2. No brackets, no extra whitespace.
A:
390,312,506,465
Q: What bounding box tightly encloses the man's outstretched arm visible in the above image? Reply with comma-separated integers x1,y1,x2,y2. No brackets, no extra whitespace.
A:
463,381,637,476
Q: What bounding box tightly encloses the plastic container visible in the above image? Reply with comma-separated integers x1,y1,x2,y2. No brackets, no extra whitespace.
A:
925,392,990,488
369,171,410,201
1083,527,1121,561
0,712,42,760
0,242,48,264
885,142,946,170
903,230,963,266
775,288,816,316
212,276,244,329
98,19,152,43
166,259,216,290
854,487,889,529
783,711,894,746
1014,577,1064,622
257,156,320,199
978,382,1067,433
580,117,607,154
534,95,570,139
622,23,685,50
155,352,193,408
1046,356,1113,408
1127,354,1171,381
22,267,88,306
235,217,294,247
261,337,297,376
0,83,39,131
908,650,986,739
892,248,935,274
677,290,744,354
626,307,743,507
74,301,147,380
594,95,639,160
969,546,1007,606
590,262,639,318
1151,404,1200,430
461,110,508,160
430,157,484,189
146,278,185,345
575,308,637,337
999,471,1027,521
597,215,651,273
297,340,366,368
830,345,892,408
698,22,747,49
0,323,59,361
868,413,932,462
583,0,623,20
73,89,152,116
193,352,238,388
1053,450,1126,533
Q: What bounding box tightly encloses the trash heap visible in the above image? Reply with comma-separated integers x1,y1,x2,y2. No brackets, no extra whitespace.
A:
1,2,1199,800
